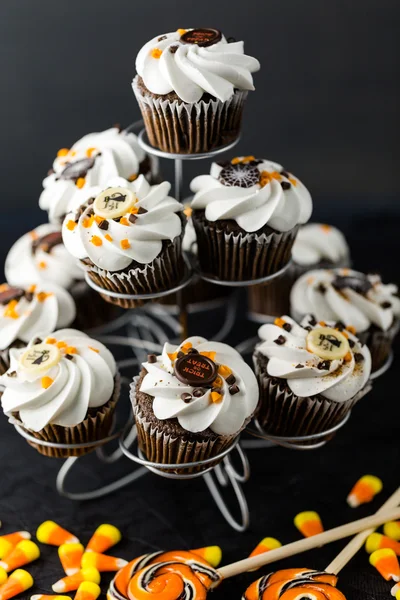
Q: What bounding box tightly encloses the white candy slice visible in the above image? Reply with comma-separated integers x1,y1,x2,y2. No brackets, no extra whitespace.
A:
19,343,61,374
306,326,350,360
93,186,136,219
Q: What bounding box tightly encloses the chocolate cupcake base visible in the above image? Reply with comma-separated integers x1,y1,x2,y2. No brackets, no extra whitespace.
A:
13,375,121,458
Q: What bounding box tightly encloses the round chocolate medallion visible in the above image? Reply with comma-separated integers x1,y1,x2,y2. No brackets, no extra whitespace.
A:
332,274,372,296
32,231,63,254
0,286,24,305
174,354,218,386
180,28,222,47
93,187,136,219
306,327,350,361
60,158,95,181
19,343,61,374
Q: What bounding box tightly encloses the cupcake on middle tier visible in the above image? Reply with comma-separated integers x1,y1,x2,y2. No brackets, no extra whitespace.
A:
253,315,372,437
190,157,312,281
131,336,258,472
62,176,185,308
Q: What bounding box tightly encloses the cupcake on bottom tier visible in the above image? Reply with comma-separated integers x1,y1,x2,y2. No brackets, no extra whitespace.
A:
131,336,258,473
0,282,76,375
253,315,372,438
0,329,119,458
290,268,400,372
248,223,350,319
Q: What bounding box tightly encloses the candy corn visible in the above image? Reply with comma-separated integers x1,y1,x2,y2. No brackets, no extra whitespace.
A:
0,569,33,600
0,568,6,586
37,522,79,546
0,533,31,560
86,525,121,554
385,521,400,541
392,582,400,598
366,533,400,556
52,568,101,594
75,581,101,600
191,546,222,568
81,551,127,572
294,511,324,537
31,596,71,600
0,540,40,572
58,543,84,576
347,475,383,508
247,537,282,572
369,548,400,582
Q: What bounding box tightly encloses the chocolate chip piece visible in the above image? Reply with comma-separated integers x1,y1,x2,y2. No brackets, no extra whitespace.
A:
180,28,222,47
147,354,157,363
187,348,199,354
7,371,17,377
281,181,291,190
318,360,331,370
138,207,148,214
129,213,138,224
282,322,292,332
309,315,317,326
226,374,236,385
65,354,74,360
193,388,206,397
381,301,392,309
229,384,240,395
274,335,286,345
97,219,109,230
281,170,290,178
354,353,364,363
304,325,312,331
227,36,236,43
317,283,326,294
113,217,121,222
169,44,179,54
216,160,230,168
24,292,33,302
0,286,24,305
177,351,185,359
158,35,167,41
174,354,218,386
87,208,94,216
219,163,260,188
60,157,95,181
295,363,304,368
348,339,355,348
32,337,42,345
335,320,346,331
87,197,95,205
181,392,192,403
213,387,222,394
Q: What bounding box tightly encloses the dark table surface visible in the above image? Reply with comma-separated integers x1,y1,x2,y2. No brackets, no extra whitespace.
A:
1,208,399,600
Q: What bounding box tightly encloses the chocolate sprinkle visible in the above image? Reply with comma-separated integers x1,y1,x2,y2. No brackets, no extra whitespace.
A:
274,335,286,345
169,45,179,54
87,197,95,205
229,384,240,395
181,392,192,403
318,360,331,370
158,35,167,41
177,351,185,359
282,322,292,332
32,337,42,345
317,283,327,294
354,353,364,363
25,292,33,302
65,354,74,360
129,213,138,224
226,374,236,385
381,301,392,309
281,170,290,178
281,181,291,190
335,321,346,331
295,364,304,368
193,388,206,397
309,315,317,326
348,339,355,348
187,348,199,354
147,354,157,363
7,371,17,377
97,219,109,230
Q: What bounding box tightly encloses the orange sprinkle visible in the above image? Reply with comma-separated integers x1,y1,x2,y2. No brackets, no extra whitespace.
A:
289,176,297,186
70,150,77,157
86,147,97,157
211,391,223,404
66,220,77,231
184,206,193,218
4,299,19,319
29,230,39,240
307,276,314,284
57,148,69,157
341,268,351,275
66,346,77,354
120,217,130,226
319,321,327,327
218,364,232,378
28,284,37,293
82,215,94,228
167,352,178,361
270,171,282,180
231,157,242,165
128,173,138,182
321,224,332,232
344,351,352,362
38,261,47,270
274,317,286,328
89,346,100,353
151,48,162,59
37,292,53,303
94,216,104,224
90,236,103,247
129,206,139,215
213,376,223,388
104,234,113,242
76,177,86,189
181,342,193,352
46,337,56,344
177,28,187,35
57,341,67,349
0,283,8,292
41,376,54,389
120,239,131,250
347,325,356,334
200,351,216,361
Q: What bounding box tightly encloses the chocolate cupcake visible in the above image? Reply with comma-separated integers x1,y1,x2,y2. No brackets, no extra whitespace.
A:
39,126,159,225
5,223,118,330
290,268,400,373
253,315,372,438
248,223,351,319
0,329,119,458
131,336,258,473
62,176,185,308
190,157,312,281
132,28,260,154
0,282,76,376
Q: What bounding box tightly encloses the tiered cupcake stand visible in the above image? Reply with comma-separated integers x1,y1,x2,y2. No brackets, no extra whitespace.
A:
11,128,375,532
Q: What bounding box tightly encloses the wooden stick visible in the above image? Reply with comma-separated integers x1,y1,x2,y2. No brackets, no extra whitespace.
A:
217,506,400,580
326,487,400,575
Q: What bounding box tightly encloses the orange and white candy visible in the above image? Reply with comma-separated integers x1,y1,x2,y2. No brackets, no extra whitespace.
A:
52,568,101,594
0,533,31,560
75,581,101,600
385,521,400,541
86,525,121,554
81,551,127,572
366,533,400,556
0,569,33,600
191,547,222,568
58,543,84,576
0,540,40,572
248,538,282,571
392,582,400,598
369,548,400,581
0,568,6,586
347,475,383,507
31,596,70,600
37,521,79,547
294,511,324,537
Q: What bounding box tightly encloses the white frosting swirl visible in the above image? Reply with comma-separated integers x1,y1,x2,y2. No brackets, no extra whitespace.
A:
39,127,157,224
5,223,85,290
291,268,400,333
0,284,76,351
135,30,260,103
292,223,350,266
0,329,117,431
190,158,312,233
62,176,183,271
139,336,258,435
255,316,371,401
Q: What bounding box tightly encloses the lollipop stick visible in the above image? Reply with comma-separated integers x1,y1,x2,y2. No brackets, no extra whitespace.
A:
217,506,400,580
325,486,400,575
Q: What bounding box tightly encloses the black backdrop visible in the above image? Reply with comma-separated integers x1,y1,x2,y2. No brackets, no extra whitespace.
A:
1,1,400,599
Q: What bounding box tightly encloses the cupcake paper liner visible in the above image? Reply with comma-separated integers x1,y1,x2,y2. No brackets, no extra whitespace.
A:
133,76,247,154
358,318,399,373
191,213,298,281
85,236,185,309
254,354,372,441
13,374,121,459
130,376,237,475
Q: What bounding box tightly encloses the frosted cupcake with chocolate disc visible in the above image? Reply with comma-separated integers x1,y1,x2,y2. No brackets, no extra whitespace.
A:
291,268,400,372
131,336,258,473
248,223,350,319
133,28,260,153
0,329,119,458
0,283,75,376
62,176,185,308
39,126,158,224
253,315,372,437
190,157,312,281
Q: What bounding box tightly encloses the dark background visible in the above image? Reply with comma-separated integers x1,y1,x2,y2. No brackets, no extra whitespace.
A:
0,1,399,599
